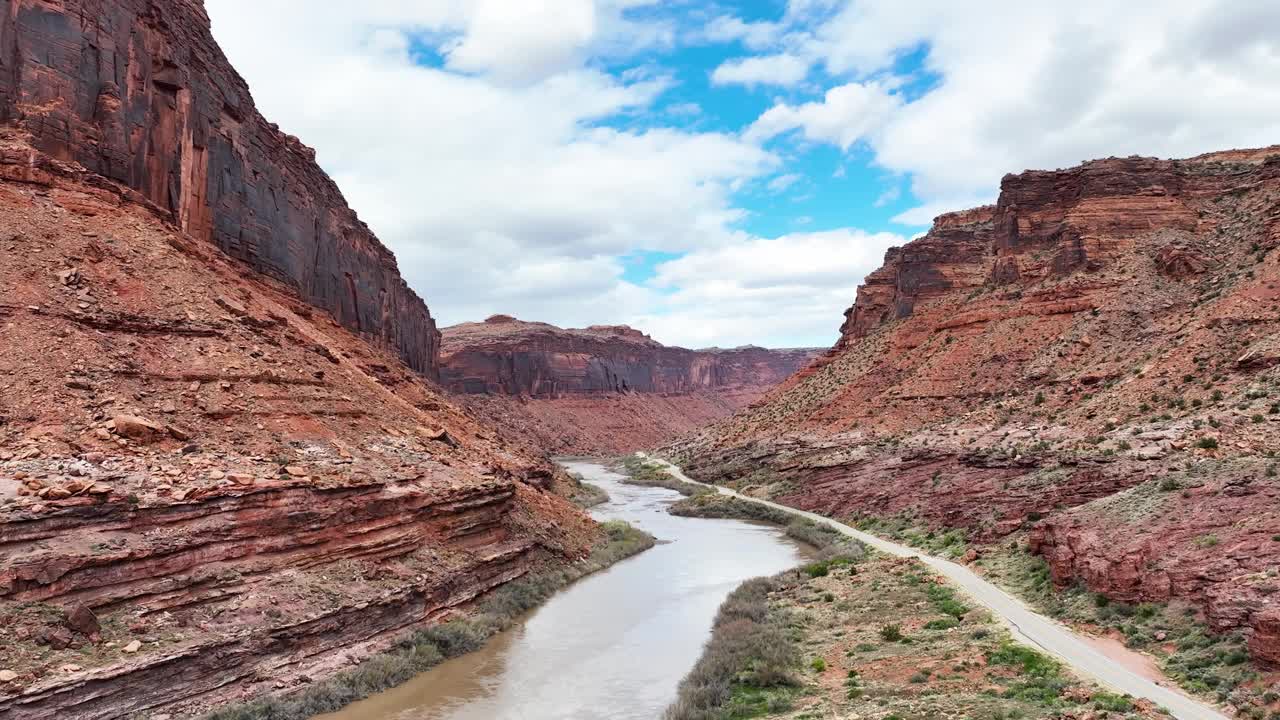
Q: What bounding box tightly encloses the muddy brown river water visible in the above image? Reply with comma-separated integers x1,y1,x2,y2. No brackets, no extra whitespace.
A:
320,460,810,720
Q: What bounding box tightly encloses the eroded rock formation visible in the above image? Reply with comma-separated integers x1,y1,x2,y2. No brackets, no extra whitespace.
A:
671,147,1280,666
0,2,597,717
440,317,819,455
0,0,439,376
442,316,815,397
0,141,597,718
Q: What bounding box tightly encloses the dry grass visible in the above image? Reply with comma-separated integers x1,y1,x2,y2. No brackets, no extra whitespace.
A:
669,554,1166,720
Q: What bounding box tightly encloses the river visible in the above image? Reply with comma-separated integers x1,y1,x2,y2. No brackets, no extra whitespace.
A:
320,459,810,720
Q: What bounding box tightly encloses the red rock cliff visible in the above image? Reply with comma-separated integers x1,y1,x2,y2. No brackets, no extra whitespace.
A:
441,315,817,398
440,316,820,455
837,153,1251,347
673,146,1280,667
0,0,440,377
0,4,596,717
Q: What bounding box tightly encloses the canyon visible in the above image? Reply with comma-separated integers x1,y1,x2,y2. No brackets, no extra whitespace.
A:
1,0,1278,718
669,148,1280,670
440,316,817,455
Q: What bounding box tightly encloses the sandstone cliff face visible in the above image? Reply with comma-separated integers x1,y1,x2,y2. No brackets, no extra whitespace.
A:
0,0,439,376
441,316,815,397
671,147,1280,665
0,2,596,715
0,152,596,718
440,316,819,455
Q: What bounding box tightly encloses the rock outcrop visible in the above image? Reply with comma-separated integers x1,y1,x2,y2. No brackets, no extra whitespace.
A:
440,317,819,455
442,316,814,397
670,147,1280,666
0,147,597,718
0,0,439,377
0,3,597,717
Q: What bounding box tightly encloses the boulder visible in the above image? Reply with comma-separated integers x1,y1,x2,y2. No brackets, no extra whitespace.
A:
65,604,100,640
110,415,165,442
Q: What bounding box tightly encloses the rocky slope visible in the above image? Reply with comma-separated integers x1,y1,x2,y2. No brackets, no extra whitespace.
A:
440,316,819,455
0,3,597,718
669,147,1280,667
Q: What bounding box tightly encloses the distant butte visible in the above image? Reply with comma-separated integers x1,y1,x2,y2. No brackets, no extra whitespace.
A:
439,317,820,454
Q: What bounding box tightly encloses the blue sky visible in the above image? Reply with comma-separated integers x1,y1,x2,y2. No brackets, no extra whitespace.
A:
206,0,1280,348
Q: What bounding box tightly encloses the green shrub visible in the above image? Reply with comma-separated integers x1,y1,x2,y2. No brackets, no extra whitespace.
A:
1195,535,1220,548
803,561,831,578
1092,692,1135,712
619,457,714,496
1196,437,1219,450
926,583,970,619
879,624,904,641
665,576,802,720
986,642,1060,678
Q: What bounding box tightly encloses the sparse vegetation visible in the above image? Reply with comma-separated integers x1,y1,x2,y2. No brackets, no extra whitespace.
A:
879,623,904,641
670,550,1163,719
668,492,865,560
853,514,971,559
619,456,715,496
1194,534,1220,548
565,472,610,508
1091,691,1135,713
980,542,1260,713
664,576,804,720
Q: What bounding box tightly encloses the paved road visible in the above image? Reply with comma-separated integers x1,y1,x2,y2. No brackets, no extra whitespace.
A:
638,454,1227,720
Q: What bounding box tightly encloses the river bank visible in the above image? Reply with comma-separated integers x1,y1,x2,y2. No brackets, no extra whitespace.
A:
640,454,1230,720
308,460,811,720
202,519,654,720
672,548,1169,720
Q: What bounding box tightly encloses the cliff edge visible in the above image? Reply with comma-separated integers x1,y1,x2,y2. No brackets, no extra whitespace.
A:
0,0,439,376
440,316,819,455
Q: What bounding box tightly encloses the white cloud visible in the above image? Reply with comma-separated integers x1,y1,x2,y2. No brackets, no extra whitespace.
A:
711,53,810,88
746,79,902,148
635,229,905,348
205,1,778,339
666,101,702,117
702,15,783,50
442,0,597,82
873,185,900,207
766,173,802,193
747,0,1280,220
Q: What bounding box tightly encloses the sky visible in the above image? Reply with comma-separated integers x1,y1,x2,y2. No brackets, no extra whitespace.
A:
203,0,1280,349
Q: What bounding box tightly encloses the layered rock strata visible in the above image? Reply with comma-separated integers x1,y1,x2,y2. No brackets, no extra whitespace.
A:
440,317,819,454
671,147,1280,665
0,0,439,376
0,150,597,718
